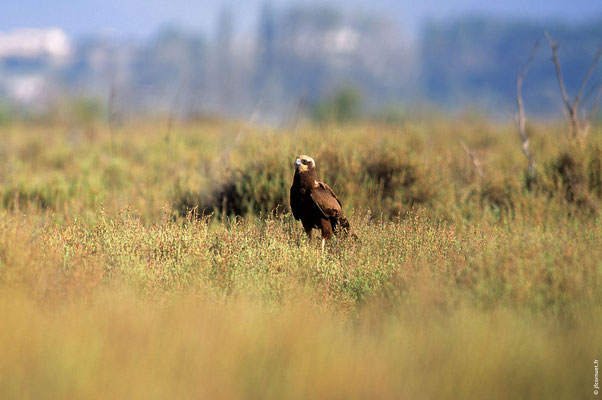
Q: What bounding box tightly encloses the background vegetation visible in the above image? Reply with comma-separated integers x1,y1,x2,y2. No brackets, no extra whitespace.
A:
0,117,601,398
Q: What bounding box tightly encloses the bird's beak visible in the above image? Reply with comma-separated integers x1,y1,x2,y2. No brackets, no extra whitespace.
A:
295,159,302,167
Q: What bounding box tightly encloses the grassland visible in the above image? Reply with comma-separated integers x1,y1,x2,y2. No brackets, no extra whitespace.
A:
0,117,601,399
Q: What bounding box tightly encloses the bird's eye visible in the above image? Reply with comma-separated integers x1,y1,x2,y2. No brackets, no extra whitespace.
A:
302,160,307,164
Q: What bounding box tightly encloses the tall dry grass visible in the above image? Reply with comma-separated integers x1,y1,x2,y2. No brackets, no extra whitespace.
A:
0,117,600,398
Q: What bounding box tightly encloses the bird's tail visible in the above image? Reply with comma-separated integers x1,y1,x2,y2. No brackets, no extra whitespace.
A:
333,214,357,239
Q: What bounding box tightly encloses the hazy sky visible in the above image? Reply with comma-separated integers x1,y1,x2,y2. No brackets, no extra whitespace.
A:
0,0,600,38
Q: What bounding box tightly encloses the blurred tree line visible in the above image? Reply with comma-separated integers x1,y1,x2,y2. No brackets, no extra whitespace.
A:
421,16,602,115
0,4,600,121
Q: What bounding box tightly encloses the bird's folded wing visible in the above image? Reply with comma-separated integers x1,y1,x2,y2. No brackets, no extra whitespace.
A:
310,182,342,217
290,191,301,220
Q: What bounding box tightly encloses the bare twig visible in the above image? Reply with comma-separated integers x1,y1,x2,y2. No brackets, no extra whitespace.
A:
293,93,307,154
586,84,602,130
574,48,601,111
108,82,116,130
166,82,185,143
516,41,539,176
459,140,484,179
107,82,116,154
205,101,263,186
218,101,263,164
545,32,601,142
582,80,601,105
545,32,573,114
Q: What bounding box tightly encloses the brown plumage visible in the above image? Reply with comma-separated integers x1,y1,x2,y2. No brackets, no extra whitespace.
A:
290,155,350,247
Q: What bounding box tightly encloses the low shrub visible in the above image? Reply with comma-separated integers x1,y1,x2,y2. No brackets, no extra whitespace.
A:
172,156,289,217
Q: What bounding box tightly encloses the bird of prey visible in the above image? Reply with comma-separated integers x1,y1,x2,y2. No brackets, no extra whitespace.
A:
290,155,351,249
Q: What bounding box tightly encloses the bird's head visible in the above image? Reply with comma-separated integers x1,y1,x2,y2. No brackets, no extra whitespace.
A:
294,155,315,173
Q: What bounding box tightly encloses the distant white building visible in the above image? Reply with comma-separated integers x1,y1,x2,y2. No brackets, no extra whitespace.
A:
0,28,71,60
0,28,72,104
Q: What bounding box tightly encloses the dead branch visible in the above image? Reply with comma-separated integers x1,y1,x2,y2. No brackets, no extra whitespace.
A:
107,82,116,154
166,82,185,143
582,80,601,104
586,84,602,130
459,140,485,179
574,48,601,111
108,82,116,130
545,32,601,142
293,93,307,154
516,41,538,177
544,32,572,112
